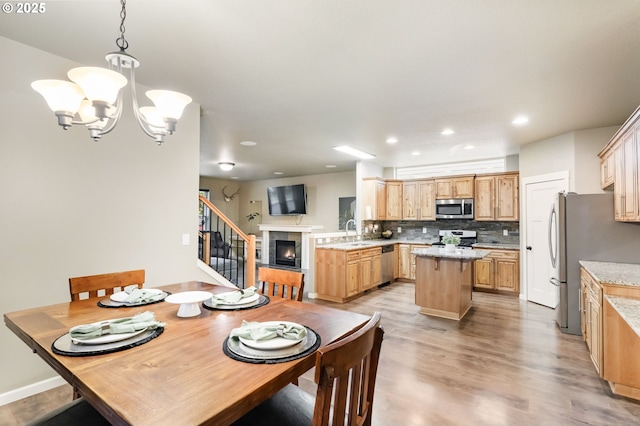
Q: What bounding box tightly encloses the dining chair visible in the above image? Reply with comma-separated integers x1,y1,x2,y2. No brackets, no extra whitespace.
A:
232,311,384,426
68,269,145,301
257,267,305,302
26,397,111,426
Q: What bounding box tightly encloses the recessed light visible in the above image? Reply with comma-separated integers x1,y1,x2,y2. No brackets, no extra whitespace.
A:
512,116,529,125
464,145,474,150
240,141,257,146
441,129,454,135
325,165,337,168
386,137,398,144
333,146,375,159
274,171,284,175
411,151,420,156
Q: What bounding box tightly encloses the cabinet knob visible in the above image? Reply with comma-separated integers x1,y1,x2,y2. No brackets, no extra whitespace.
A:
526,246,532,250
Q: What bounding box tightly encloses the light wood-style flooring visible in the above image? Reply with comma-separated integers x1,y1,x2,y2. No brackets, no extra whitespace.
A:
3,282,640,425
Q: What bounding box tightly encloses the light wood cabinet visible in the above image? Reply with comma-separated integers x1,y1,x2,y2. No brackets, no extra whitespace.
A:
403,180,435,220
362,178,386,220
474,173,519,221
473,249,519,294
315,246,381,303
435,175,474,199
599,105,640,222
410,244,429,280
600,149,615,189
581,268,602,375
397,244,411,279
386,180,403,220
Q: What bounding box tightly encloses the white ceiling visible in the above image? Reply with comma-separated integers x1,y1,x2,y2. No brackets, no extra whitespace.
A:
2,0,639,181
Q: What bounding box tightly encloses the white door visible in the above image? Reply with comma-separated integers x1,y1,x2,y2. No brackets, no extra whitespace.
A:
522,172,568,308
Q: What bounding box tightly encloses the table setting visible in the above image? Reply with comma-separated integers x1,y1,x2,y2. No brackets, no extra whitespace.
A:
97,285,170,308
203,286,270,311
51,311,165,356
223,319,320,364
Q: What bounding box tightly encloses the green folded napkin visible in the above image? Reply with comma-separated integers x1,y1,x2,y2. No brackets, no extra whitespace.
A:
230,320,307,341
123,285,164,303
69,311,165,340
211,286,257,305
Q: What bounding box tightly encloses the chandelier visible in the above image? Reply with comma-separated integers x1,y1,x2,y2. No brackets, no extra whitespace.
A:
31,0,192,144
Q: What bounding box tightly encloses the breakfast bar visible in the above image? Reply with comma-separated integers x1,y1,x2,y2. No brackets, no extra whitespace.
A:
413,248,490,320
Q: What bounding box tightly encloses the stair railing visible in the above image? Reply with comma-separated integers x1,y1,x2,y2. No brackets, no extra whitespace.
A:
198,195,256,289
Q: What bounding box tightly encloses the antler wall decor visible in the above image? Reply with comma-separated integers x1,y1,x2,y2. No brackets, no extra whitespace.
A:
222,186,240,202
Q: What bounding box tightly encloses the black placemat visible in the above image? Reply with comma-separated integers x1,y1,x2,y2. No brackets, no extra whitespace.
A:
51,327,164,357
223,327,321,364
97,291,171,308
203,294,270,311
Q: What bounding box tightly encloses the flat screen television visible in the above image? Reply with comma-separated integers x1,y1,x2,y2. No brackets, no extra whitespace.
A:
267,184,307,215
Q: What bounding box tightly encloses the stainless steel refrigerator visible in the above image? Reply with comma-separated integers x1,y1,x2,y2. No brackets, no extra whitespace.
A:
549,192,640,335
549,192,640,334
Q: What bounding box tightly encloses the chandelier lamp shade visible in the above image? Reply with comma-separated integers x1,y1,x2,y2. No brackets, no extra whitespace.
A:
30,0,192,144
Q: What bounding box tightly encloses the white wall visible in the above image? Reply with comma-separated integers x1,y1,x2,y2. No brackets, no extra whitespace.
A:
0,37,211,395
239,171,356,232
520,127,619,193
574,126,618,193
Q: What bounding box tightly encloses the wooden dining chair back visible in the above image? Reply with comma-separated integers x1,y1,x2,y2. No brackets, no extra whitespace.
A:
68,269,145,301
313,311,383,426
257,267,305,301
232,312,384,426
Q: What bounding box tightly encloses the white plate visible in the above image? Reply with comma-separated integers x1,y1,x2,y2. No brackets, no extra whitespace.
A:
71,327,147,345
238,321,305,350
110,288,163,303
213,292,260,306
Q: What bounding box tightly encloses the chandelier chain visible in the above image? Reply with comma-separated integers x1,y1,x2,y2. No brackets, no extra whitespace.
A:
115,0,128,51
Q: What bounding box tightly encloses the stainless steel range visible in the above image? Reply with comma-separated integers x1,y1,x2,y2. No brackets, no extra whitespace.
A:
432,230,477,250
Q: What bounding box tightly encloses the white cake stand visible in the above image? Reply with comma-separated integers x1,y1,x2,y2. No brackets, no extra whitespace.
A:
165,291,213,317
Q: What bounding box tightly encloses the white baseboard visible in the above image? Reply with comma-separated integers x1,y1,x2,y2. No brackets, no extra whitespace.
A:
0,376,67,406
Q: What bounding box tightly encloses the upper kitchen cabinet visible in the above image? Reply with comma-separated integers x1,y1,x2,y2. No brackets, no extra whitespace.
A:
386,180,403,220
362,177,387,220
599,105,640,222
435,175,475,199
402,180,435,221
474,172,519,221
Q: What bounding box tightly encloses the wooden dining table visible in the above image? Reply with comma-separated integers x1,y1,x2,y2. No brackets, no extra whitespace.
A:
4,281,371,425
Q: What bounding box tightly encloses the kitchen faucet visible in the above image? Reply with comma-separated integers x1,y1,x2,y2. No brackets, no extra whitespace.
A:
345,219,357,242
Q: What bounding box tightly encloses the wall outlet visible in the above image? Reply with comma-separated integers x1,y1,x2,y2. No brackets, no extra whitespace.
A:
397,227,402,233
422,227,427,233
503,229,509,236
182,233,190,245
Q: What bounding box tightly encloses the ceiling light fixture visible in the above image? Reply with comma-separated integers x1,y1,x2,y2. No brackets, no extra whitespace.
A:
218,162,235,171
386,137,398,144
333,145,375,160
31,0,192,144
411,151,421,156
512,116,529,125
441,129,454,135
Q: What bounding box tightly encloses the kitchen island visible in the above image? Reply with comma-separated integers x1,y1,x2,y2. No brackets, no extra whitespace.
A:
413,247,490,320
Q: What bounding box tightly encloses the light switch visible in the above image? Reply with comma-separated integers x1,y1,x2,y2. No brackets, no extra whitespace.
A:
397,227,402,233
182,233,190,245
422,227,427,233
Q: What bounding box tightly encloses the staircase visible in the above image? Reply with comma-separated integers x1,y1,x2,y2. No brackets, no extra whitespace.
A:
198,195,256,288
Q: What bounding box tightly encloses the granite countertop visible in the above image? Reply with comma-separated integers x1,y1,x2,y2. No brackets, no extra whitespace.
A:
472,243,520,250
579,260,640,287
319,238,438,250
412,247,491,260
604,295,640,338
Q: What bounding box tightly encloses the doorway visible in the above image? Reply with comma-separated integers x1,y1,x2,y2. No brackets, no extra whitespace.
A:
522,171,569,308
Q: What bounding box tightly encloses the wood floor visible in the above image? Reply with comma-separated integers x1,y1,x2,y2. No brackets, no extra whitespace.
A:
3,282,640,425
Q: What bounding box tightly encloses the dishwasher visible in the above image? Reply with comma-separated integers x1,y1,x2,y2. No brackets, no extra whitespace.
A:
380,244,394,286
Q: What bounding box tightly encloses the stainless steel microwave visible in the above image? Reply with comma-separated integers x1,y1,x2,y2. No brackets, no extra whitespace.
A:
435,198,474,219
